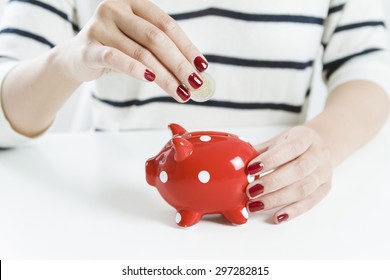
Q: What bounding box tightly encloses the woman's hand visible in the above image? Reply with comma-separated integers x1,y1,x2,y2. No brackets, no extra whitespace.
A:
246,125,333,224
60,0,208,102
1,0,208,137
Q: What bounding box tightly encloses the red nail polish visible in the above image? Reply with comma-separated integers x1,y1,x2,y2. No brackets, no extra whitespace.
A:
277,213,289,223
194,56,208,72
247,162,264,175
249,184,264,198
176,85,191,102
144,69,155,82
248,201,264,212
188,72,203,89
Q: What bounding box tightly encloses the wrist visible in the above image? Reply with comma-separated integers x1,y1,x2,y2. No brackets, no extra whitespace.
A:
305,81,390,167
48,41,84,88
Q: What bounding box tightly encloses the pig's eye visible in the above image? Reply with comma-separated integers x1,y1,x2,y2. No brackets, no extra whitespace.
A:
155,154,164,162
155,151,168,164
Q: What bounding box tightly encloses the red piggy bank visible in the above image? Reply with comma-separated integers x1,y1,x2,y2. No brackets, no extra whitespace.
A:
145,123,259,227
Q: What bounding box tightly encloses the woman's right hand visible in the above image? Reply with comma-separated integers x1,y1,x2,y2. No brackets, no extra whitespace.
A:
59,0,208,102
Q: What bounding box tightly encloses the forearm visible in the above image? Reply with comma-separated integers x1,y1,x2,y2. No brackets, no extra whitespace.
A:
0,45,81,137
305,80,390,166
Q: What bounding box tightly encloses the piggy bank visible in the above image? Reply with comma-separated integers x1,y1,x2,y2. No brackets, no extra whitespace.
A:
145,123,259,227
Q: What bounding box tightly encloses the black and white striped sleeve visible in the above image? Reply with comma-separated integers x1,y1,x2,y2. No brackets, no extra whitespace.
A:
322,0,390,95
0,0,78,147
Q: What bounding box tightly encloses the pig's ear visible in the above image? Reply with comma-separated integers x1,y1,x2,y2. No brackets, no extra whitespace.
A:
168,123,187,136
171,137,193,162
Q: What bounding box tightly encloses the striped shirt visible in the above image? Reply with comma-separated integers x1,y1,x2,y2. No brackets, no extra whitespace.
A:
1,0,390,147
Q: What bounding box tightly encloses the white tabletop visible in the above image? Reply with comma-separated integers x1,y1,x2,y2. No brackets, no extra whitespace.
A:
0,123,389,260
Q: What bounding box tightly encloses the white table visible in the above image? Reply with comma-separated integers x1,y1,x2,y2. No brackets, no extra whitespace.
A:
1,124,389,260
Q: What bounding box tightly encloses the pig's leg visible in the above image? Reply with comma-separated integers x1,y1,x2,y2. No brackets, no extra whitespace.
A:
176,210,202,227
223,207,249,225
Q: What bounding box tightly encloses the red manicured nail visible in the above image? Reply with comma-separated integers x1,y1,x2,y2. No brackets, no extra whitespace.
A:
277,213,289,223
247,162,264,175
194,56,208,72
248,201,264,212
144,69,155,82
248,184,264,198
176,85,191,102
188,72,203,89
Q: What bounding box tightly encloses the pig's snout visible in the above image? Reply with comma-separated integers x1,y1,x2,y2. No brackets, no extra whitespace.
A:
145,157,156,187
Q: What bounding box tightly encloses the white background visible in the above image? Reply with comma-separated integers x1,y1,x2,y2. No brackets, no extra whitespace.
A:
1,0,390,131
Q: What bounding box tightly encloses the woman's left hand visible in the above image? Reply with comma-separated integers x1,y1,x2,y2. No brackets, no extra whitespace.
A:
246,125,333,224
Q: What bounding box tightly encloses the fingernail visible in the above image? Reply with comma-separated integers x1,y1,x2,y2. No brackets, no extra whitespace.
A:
248,201,264,213
188,72,203,89
247,162,264,175
176,84,191,102
248,184,264,198
277,213,289,223
144,69,155,82
194,56,208,72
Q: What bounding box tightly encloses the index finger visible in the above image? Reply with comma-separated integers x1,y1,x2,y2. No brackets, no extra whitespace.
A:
247,129,313,175
131,0,209,72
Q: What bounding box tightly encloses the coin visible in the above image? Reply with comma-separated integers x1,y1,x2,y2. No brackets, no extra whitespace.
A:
190,72,215,102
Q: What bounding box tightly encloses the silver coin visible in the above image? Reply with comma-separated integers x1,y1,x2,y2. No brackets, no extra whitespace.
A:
190,72,215,102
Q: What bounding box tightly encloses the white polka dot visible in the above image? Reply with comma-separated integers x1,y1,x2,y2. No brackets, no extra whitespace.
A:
198,171,210,183
176,212,182,224
247,174,255,183
159,171,168,183
241,207,249,219
200,135,211,142
230,156,245,171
